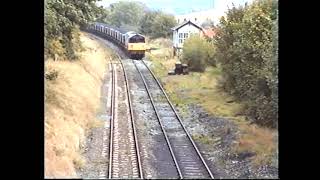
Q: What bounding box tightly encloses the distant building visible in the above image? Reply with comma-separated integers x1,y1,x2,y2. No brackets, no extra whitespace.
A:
171,20,204,57
171,20,216,57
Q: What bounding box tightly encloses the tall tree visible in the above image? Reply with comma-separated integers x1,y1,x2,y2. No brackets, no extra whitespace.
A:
151,13,177,38
140,10,177,38
45,0,102,60
139,10,161,35
107,1,148,28
214,0,278,127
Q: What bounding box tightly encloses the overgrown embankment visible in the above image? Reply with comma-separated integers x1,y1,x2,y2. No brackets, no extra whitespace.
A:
44,0,106,60
45,32,111,178
146,37,278,176
145,1,278,171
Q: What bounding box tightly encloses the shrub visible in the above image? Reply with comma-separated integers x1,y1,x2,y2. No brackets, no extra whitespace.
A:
181,35,215,72
214,0,278,128
45,0,102,60
47,39,65,60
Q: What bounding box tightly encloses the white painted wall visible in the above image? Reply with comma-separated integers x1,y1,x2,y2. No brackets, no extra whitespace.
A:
173,23,202,48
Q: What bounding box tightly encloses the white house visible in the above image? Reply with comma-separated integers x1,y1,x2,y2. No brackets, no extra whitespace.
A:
171,20,205,56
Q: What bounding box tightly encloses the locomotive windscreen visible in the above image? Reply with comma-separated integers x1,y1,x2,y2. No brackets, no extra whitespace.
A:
129,35,145,43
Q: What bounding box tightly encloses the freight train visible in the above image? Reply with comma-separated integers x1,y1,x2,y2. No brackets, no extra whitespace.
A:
88,22,146,59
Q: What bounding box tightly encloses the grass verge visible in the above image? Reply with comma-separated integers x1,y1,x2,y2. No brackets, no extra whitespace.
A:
45,32,111,177
146,37,277,167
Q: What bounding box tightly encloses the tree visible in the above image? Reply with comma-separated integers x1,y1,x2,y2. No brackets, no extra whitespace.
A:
140,10,177,38
45,0,102,60
107,1,147,28
95,6,111,23
152,13,177,38
139,10,161,35
214,0,278,127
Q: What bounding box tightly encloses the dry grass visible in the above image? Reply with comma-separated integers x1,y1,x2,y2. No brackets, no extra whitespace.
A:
146,38,178,80
45,32,112,178
192,134,215,145
147,37,278,167
234,123,277,166
146,38,175,67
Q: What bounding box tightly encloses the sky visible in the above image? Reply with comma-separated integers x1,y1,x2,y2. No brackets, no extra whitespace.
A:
96,0,254,16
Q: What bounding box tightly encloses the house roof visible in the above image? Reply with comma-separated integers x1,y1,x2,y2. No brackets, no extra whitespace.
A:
171,20,203,31
203,28,216,38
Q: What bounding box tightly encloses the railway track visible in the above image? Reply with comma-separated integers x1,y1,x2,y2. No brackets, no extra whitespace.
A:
132,59,214,179
87,32,214,179
107,57,143,179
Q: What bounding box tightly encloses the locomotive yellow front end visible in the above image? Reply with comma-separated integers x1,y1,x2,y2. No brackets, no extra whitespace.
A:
127,34,146,59
127,43,146,59
127,43,146,51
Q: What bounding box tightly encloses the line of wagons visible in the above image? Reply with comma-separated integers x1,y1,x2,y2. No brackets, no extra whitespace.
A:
88,22,146,59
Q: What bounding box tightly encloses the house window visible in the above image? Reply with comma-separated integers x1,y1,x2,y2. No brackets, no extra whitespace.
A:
178,33,183,44
178,32,189,44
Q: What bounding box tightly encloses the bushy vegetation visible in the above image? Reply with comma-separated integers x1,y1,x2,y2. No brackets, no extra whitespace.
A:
45,0,103,60
214,0,278,128
104,1,147,29
140,10,177,39
179,0,278,128
181,35,215,72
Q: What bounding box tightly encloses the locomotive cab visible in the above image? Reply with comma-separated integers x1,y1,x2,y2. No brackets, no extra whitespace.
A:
126,33,146,59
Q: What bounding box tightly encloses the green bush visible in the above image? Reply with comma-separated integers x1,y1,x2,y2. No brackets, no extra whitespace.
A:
214,0,278,128
106,1,147,28
181,35,215,72
139,10,177,39
45,0,102,60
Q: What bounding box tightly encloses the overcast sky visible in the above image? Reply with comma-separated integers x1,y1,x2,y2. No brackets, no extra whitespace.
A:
96,0,254,15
